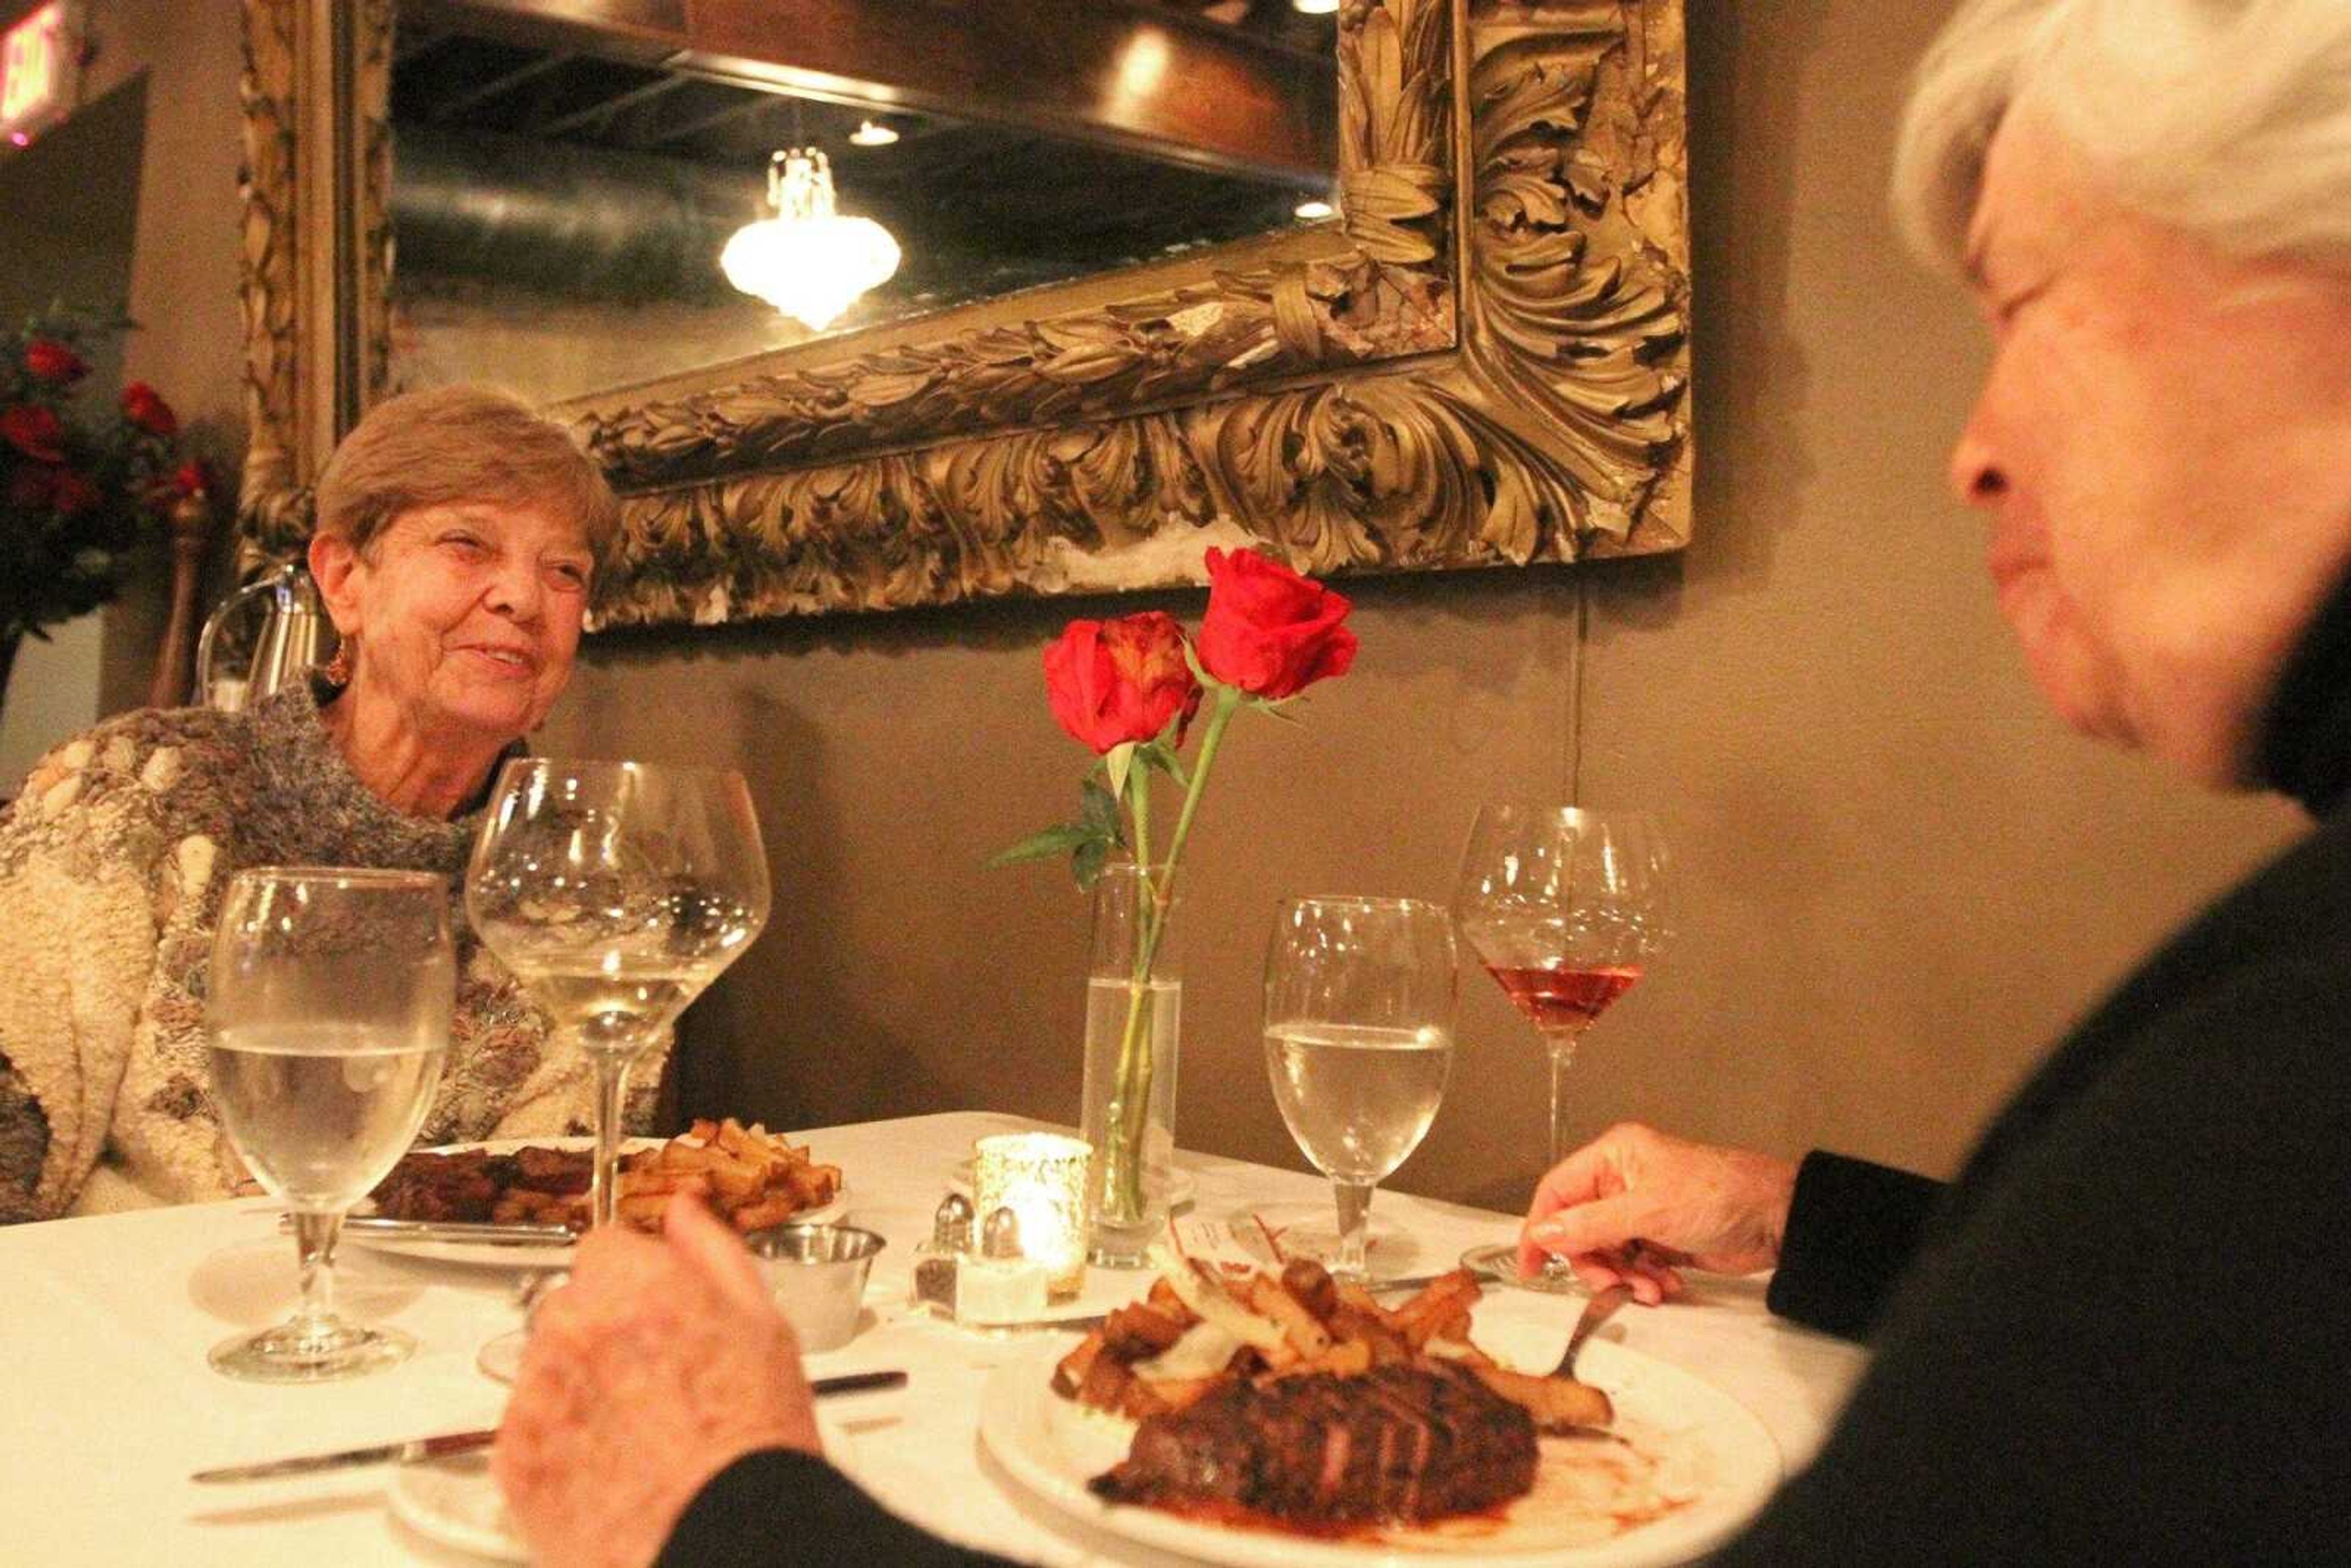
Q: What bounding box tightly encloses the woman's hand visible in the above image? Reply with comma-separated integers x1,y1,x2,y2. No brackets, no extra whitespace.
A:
1518,1123,1797,1305
493,1195,822,1568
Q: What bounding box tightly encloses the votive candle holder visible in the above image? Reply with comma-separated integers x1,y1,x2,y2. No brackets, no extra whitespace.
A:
972,1132,1092,1299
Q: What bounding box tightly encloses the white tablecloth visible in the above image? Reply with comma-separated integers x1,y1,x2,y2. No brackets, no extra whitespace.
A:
0,1111,1866,1565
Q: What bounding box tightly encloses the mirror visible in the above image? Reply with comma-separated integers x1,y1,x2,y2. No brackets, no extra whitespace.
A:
238,1,1694,625
386,4,1339,405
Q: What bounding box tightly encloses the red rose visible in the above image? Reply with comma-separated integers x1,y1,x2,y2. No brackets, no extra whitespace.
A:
1196,547,1358,699
23,339,86,384
1044,611,1203,755
50,468,100,516
120,381,178,437
170,459,208,498
1,403,66,462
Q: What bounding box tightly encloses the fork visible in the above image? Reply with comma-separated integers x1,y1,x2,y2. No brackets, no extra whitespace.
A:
1551,1281,1633,1378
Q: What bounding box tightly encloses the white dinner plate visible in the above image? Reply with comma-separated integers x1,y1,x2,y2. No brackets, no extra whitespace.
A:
344,1138,845,1270
978,1334,1782,1567
388,1411,861,1561
389,1450,527,1562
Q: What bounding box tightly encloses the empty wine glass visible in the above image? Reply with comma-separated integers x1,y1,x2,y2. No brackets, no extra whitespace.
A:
1262,896,1457,1282
465,760,768,1382
1454,805,1670,1292
206,867,454,1381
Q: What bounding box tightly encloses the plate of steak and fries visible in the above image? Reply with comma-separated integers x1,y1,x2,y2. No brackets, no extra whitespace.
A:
350,1119,844,1267
978,1254,1780,1566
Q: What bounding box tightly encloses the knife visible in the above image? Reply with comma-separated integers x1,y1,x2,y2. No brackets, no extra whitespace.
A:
189,1370,910,1483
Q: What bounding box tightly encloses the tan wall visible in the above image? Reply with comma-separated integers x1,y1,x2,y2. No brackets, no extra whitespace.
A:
31,1,2307,1214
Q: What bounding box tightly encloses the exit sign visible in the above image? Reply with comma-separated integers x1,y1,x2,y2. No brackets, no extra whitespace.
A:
1,2,78,148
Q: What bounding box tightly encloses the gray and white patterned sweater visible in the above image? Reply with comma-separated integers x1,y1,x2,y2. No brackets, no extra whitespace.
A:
0,684,659,1221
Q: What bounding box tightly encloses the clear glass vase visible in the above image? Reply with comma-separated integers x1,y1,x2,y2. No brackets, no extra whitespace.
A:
1079,862,1181,1266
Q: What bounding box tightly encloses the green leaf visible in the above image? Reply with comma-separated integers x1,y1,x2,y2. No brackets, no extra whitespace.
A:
1133,739,1190,789
1252,697,1305,726
1072,837,1111,889
1180,640,1224,692
987,822,1095,866
1081,776,1126,846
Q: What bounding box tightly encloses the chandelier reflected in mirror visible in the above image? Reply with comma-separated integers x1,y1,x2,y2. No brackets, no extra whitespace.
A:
720,148,902,331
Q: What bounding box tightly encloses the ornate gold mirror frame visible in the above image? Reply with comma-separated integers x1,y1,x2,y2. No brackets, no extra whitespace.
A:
238,0,1689,626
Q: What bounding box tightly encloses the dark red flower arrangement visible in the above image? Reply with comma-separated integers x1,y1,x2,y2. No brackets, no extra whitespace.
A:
1,310,198,646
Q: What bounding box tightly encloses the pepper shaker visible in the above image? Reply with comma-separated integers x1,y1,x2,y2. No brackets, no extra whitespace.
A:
910,1192,973,1316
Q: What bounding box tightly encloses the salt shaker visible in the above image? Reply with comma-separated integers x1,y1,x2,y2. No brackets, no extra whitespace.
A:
955,1204,1049,1327
910,1192,973,1316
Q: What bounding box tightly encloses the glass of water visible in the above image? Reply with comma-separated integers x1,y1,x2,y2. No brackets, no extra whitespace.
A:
1262,896,1458,1281
206,866,454,1382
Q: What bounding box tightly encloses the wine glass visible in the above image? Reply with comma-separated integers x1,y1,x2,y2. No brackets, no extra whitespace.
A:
206,867,454,1381
466,759,769,1378
1453,805,1670,1292
1262,896,1458,1281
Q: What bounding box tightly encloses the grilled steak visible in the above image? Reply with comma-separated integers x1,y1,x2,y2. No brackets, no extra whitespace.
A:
1089,1360,1538,1525
370,1147,594,1223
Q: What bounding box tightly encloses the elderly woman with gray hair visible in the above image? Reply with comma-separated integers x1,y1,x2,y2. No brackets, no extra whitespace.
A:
0,384,662,1221
485,1,2351,1562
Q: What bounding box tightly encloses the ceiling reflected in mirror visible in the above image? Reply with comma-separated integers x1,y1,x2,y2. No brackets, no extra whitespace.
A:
386,1,1337,406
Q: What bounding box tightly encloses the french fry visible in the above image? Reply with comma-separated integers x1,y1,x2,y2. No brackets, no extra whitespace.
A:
615,1191,672,1229
1280,1337,1371,1379
1052,1336,1103,1398
1468,1366,1614,1432
1247,1274,1335,1359
1329,1305,1412,1365
1078,1350,1139,1412
728,1196,800,1232
1103,1302,1188,1359
702,1162,768,1202
1146,1278,1193,1319
782,1163,841,1206
1425,1303,1475,1346
624,1169,712,1200
1391,1271,1482,1348
714,1119,766,1161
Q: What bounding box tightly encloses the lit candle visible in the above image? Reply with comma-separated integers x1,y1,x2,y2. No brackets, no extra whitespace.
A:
971,1132,1091,1299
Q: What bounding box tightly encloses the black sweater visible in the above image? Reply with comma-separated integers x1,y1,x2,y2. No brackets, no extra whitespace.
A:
664,584,2351,1565
1709,575,2351,1562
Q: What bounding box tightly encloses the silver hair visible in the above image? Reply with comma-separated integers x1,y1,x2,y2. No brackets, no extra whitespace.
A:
1892,0,2351,275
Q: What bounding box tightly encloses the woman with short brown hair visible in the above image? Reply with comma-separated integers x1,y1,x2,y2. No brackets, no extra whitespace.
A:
0,384,652,1220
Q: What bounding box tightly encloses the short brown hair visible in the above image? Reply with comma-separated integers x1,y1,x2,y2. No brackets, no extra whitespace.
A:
313,384,621,575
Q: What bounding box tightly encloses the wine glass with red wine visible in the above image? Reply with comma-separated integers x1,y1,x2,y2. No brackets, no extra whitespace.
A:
1453,805,1670,1292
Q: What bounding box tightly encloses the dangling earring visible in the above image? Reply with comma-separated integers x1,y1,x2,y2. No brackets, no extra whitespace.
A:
323,636,354,688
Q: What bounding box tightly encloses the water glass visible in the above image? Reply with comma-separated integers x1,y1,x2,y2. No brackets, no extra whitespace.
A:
1262,896,1457,1281
206,866,453,1382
